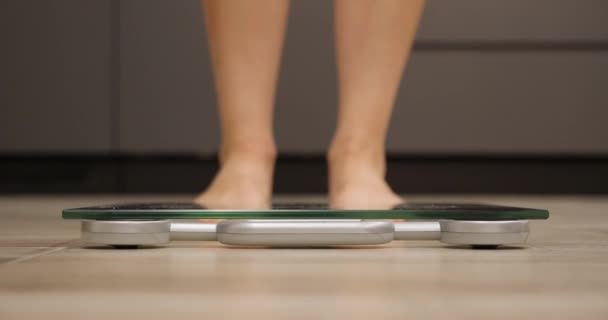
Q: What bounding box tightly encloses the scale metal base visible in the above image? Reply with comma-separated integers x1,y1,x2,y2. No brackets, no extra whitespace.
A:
80,219,529,249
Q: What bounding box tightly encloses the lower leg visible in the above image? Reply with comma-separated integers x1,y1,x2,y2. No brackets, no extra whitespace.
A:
196,0,289,209
329,0,425,209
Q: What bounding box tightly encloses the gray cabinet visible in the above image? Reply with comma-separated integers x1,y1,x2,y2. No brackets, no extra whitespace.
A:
117,0,608,154
2,0,607,154
0,0,112,152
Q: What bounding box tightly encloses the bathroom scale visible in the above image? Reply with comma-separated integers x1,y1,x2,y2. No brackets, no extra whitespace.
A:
63,203,549,249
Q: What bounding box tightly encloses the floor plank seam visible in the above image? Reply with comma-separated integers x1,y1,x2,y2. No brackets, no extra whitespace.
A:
2,246,67,266
0,238,77,266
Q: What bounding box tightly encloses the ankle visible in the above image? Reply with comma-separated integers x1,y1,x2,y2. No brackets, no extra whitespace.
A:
220,142,277,165
327,141,385,174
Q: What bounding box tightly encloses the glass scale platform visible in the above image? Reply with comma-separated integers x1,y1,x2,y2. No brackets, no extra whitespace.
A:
63,203,550,249
63,203,549,221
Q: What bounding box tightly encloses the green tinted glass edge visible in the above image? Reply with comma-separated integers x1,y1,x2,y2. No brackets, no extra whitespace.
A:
63,208,549,221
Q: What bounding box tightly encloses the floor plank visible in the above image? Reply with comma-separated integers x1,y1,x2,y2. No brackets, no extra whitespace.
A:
1,195,607,319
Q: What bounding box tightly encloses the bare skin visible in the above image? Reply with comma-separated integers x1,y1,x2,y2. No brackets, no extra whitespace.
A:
329,0,425,209
195,0,289,209
197,0,425,209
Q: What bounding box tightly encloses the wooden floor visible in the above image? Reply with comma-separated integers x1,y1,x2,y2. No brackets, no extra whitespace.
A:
1,195,607,319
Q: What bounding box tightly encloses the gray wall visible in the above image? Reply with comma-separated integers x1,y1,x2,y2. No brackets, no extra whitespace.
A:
2,0,608,154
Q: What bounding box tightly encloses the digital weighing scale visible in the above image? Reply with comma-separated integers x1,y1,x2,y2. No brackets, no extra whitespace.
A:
63,203,549,249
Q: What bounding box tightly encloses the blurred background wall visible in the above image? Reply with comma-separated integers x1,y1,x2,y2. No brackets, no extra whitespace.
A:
1,0,607,193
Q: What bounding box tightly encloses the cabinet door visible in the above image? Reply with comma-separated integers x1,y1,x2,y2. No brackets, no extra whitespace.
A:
118,0,218,153
388,51,608,153
0,0,112,152
418,0,608,41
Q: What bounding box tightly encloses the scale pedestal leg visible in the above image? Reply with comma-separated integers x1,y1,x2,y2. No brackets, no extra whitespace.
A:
81,220,171,248
438,220,529,248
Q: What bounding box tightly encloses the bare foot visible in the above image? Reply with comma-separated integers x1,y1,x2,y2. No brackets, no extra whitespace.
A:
195,151,275,209
328,147,403,210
